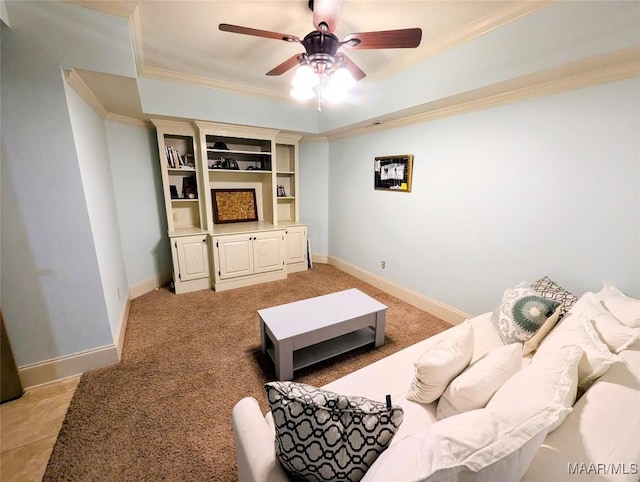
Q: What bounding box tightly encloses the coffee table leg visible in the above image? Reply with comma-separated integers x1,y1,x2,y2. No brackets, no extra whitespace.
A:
259,318,266,354
375,310,386,347
275,339,293,381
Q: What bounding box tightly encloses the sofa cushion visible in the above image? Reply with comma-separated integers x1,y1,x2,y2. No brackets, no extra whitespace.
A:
521,342,640,482
534,313,619,393
567,293,639,353
264,381,403,482
530,276,578,318
492,286,561,344
592,284,640,328
436,343,522,420
406,320,473,404
362,346,582,482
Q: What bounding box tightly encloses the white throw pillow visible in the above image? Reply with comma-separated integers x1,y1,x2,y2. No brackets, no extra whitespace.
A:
567,293,638,353
522,307,561,356
363,346,582,482
488,345,582,433
436,343,522,420
592,284,640,328
406,321,473,404
534,313,619,393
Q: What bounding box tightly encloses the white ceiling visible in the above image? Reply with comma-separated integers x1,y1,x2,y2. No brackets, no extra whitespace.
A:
70,1,551,101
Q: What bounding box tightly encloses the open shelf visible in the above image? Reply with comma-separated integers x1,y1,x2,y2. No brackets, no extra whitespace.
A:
265,328,376,374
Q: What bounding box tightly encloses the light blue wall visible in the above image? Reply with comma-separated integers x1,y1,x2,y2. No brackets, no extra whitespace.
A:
105,121,173,286
137,77,320,134
299,140,330,256
328,78,640,315
64,83,129,340
0,1,135,365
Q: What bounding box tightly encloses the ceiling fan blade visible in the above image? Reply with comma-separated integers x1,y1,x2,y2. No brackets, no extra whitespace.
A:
266,54,302,76
312,0,344,34
219,23,300,43
343,28,422,49
336,53,366,81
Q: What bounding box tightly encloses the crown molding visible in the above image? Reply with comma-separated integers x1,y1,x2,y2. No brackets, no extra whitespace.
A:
300,136,329,143
105,112,149,128
326,48,640,140
130,5,146,77
67,0,140,18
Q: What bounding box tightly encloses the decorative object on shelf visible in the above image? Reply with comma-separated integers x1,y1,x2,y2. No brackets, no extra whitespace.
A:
277,185,287,197
374,154,413,192
212,141,229,150
182,176,197,199
211,188,258,224
218,0,421,110
183,152,195,168
170,185,179,199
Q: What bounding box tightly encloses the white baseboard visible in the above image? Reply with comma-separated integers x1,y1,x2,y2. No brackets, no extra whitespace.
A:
312,253,329,264
18,344,120,389
327,255,470,325
115,298,131,359
129,272,173,299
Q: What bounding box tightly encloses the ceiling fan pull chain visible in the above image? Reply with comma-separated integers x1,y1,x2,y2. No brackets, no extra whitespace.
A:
317,74,325,111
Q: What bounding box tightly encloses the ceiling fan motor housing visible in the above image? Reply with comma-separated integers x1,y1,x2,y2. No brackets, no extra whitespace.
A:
302,31,341,73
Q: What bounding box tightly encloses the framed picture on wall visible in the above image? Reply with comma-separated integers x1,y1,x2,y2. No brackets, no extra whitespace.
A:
374,154,413,192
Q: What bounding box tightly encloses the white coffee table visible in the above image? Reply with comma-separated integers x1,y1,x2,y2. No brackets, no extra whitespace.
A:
258,288,388,380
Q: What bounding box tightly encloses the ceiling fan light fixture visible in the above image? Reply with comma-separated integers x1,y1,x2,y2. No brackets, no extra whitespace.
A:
329,66,356,90
291,64,319,89
324,66,356,103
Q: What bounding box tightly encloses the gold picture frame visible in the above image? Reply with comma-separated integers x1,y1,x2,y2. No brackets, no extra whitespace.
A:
374,154,413,192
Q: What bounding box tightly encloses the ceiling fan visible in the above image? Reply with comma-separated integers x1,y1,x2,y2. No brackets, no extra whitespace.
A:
219,0,422,105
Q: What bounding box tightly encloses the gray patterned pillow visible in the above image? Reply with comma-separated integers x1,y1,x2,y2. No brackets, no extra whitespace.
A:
265,381,403,482
530,276,578,318
492,286,561,344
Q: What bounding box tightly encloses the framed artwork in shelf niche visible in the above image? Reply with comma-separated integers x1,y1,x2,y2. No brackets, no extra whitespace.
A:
211,188,258,224
374,154,413,192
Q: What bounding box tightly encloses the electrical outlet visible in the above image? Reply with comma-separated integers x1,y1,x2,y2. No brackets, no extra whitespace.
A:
381,261,386,269
117,287,121,299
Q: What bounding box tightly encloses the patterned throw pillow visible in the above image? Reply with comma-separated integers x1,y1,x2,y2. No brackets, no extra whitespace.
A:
530,276,578,318
492,286,561,344
265,381,403,482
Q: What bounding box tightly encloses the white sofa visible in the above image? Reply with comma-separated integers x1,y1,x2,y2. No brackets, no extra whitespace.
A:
233,291,640,482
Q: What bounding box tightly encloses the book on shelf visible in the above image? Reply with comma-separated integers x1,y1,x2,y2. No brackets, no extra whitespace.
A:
165,146,186,168
165,146,175,168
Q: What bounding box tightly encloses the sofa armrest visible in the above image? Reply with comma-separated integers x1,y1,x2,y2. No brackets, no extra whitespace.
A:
232,397,289,482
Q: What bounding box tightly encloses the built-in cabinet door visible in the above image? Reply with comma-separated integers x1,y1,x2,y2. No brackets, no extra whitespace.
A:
175,235,210,282
285,226,307,265
217,235,254,279
253,231,285,274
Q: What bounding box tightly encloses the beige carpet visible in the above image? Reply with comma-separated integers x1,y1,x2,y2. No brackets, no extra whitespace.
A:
44,264,451,481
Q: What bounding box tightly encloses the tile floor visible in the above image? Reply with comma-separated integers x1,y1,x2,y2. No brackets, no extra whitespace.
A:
1,376,80,481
